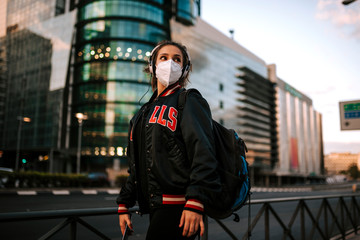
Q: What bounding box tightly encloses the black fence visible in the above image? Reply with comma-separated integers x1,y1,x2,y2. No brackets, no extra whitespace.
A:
0,193,359,239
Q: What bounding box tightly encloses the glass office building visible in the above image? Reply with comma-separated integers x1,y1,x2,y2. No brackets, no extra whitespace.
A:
0,0,76,171
69,0,201,171
0,0,202,172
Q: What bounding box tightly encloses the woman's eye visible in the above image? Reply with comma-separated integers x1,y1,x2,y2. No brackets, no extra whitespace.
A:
160,56,167,60
174,58,181,62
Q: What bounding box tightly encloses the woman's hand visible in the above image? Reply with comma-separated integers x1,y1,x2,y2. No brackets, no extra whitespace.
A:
119,214,133,236
179,210,204,237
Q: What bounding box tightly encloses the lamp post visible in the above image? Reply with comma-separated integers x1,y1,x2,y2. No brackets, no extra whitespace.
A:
75,113,87,174
15,116,31,171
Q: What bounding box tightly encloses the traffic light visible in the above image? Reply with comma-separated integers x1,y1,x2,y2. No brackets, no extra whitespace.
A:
22,158,27,164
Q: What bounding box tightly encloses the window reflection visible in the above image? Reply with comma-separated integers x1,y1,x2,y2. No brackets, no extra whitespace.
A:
75,82,151,105
74,0,168,158
76,41,154,64
76,61,149,83
76,101,144,152
79,0,165,25
79,20,167,44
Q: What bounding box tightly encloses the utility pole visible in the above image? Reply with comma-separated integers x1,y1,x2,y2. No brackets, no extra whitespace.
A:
15,78,26,171
75,113,87,174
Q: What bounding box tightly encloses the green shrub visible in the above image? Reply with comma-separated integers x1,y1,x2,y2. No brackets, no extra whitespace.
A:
0,171,89,188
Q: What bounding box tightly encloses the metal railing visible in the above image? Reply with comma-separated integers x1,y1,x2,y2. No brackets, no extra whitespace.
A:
0,207,122,240
0,193,359,239
214,193,360,240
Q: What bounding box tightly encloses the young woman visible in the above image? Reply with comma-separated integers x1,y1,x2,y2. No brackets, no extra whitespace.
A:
116,40,221,239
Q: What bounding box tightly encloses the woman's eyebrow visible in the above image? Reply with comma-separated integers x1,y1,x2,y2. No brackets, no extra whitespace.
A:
158,53,181,57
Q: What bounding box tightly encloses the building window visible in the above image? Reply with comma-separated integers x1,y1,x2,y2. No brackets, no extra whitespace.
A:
219,83,223,92
55,0,65,16
219,100,223,109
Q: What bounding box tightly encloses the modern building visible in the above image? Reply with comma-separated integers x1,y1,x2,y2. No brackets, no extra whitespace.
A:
171,18,324,186
268,64,324,185
171,18,278,185
325,152,360,175
0,0,76,171
69,0,174,171
0,0,323,185
0,0,202,173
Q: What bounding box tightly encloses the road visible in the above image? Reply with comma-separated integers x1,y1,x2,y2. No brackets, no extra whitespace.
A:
0,187,357,240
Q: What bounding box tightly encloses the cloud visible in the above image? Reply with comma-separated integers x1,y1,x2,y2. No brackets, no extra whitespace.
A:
316,0,360,39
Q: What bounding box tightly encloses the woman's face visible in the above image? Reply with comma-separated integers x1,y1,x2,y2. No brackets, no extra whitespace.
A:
155,45,184,68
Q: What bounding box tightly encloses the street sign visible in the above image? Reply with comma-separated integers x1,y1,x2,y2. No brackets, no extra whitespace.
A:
339,100,360,130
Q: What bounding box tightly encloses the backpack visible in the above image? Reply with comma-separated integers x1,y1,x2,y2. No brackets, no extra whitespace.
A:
178,89,251,220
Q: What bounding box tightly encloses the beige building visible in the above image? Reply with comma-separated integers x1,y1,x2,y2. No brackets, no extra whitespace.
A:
325,152,360,174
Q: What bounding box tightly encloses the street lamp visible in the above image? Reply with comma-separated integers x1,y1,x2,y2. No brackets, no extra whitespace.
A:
15,116,31,171
75,113,87,174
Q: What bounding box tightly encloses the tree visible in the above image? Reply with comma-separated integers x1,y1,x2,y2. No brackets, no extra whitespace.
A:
347,163,360,180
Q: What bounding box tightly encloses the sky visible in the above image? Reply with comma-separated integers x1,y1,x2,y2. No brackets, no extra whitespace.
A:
201,0,360,154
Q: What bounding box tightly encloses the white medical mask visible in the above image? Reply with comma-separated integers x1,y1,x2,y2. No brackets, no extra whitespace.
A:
155,59,183,88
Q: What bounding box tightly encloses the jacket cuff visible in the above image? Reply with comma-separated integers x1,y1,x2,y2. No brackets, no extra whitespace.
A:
118,204,129,215
184,199,204,214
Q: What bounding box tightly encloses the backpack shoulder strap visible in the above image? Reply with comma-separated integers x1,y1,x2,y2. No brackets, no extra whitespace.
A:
178,88,202,118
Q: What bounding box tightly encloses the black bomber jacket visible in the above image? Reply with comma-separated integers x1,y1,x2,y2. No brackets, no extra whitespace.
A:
116,84,221,215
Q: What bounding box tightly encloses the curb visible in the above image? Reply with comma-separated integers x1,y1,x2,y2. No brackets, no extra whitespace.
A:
1,187,314,196
251,187,312,192
0,188,120,196
1,183,358,196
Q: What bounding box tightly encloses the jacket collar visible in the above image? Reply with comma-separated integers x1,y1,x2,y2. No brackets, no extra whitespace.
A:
149,83,182,102
160,84,181,97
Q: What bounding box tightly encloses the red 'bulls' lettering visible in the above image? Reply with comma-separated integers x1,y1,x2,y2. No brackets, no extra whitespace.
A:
157,105,167,126
148,105,178,132
167,107,178,132
149,106,160,123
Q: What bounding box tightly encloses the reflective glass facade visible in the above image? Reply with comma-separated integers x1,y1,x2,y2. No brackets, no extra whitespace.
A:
176,0,201,25
0,0,202,172
0,0,75,171
72,0,173,168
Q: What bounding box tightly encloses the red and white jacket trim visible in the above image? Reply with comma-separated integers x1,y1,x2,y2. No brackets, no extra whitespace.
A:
118,195,204,214
162,194,204,212
184,199,204,212
162,194,186,205
160,84,181,97
118,204,129,214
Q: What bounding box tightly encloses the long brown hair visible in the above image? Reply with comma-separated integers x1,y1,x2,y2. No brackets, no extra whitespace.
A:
144,40,192,91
